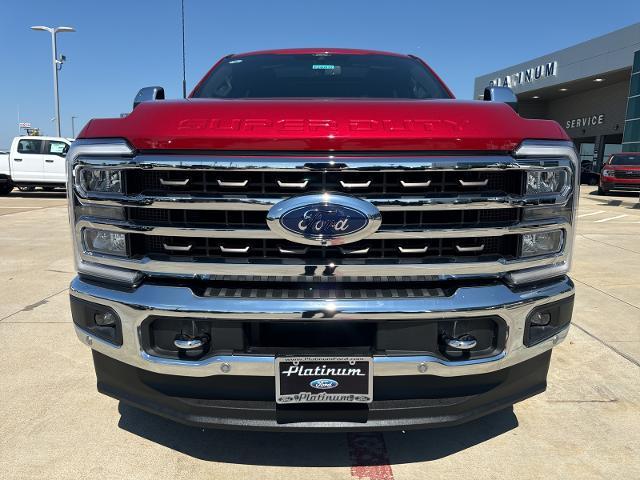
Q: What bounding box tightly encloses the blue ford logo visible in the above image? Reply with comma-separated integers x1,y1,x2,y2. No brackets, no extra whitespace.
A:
267,194,381,246
310,378,339,390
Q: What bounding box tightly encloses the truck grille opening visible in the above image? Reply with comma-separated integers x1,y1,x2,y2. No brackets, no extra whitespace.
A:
125,169,525,196
73,151,574,282
131,235,519,262
127,207,521,230
139,315,507,360
612,170,640,178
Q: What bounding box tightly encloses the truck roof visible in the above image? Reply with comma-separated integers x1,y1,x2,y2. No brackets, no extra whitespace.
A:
230,48,408,58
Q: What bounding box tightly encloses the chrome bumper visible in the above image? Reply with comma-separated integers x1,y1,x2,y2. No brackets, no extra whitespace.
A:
71,275,574,378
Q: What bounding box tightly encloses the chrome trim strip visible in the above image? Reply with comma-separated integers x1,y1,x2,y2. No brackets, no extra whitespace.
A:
77,259,143,286
159,178,190,186
401,180,431,188
278,246,309,255
219,245,250,254
398,246,428,254
76,194,566,211
456,244,485,253
75,218,568,240
217,179,248,187
459,179,489,187
162,243,192,252
76,254,566,279
70,275,574,377
277,180,308,189
339,247,370,255
73,154,560,171
339,180,372,189
505,262,569,285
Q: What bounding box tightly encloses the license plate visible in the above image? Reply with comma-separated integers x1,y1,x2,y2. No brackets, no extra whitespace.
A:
275,356,373,404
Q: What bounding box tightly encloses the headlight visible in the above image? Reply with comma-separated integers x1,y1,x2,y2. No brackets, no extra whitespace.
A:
79,169,122,194
526,169,569,195
602,169,615,177
83,228,128,257
521,230,563,257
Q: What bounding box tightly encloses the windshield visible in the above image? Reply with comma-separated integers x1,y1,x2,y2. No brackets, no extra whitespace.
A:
192,54,451,100
610,155,640,166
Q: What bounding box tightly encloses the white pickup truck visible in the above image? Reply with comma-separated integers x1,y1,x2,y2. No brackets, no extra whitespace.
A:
0,136,72,195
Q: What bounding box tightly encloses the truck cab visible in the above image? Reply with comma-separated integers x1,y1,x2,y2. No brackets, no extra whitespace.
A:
0,136,72,194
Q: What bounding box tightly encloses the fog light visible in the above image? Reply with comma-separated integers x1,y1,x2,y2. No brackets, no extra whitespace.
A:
521,230,563,258
524,297,574,347
526,169,568,195
70,297,123,346
78,168,122,194
530,311,551,326
95,311,117,327
83,228,128,257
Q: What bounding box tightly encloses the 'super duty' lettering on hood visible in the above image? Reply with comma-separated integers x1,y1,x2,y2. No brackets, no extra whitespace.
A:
79,99,568,151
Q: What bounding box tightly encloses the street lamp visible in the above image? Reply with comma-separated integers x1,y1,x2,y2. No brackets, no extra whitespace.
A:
71,116,78,138
31,25,75,137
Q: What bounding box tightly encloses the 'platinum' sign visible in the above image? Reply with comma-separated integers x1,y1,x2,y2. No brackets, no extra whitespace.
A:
489,61,558,89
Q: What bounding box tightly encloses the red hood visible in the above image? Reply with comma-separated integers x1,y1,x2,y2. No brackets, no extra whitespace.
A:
79,99,569,152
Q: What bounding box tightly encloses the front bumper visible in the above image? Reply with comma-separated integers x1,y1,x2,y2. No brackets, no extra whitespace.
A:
93,349,552,431
600,176,640,191
71,275,573,430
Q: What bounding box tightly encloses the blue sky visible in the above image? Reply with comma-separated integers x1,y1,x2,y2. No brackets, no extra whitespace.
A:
1,0,638,147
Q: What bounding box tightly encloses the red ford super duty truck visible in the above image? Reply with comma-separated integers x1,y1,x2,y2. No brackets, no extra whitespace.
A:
68,49,577,431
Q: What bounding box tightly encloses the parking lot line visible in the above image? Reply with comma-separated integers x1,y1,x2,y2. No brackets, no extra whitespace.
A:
594,214,628,223
0,206,45,209
577,210,605,218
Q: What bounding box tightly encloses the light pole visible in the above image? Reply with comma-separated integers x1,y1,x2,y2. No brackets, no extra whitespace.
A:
71,116,78,138
31,25,75,137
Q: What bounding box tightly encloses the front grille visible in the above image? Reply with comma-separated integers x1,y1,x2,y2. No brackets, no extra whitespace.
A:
132,235,519,262
125,169,525,196
202,283,450,299
127,207,521,229
613,170,640,179
73,147,575,281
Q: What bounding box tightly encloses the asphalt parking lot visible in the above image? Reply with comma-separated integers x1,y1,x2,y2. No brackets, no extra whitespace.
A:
1,187,639,480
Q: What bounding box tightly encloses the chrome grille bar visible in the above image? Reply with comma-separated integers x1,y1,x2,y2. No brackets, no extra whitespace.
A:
76,218,569,239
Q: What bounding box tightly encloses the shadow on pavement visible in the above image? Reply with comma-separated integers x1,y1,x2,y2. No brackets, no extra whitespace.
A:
6,189,67,199
117,403,518,466
587,189,639,198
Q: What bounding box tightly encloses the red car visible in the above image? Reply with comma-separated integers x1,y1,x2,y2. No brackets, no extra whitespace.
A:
599,153,640,195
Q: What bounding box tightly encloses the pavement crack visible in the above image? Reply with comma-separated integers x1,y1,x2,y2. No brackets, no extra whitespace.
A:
577,234,640,255
572,322,640,368
21,299,48,311
573,278,640,312
0,287,69,323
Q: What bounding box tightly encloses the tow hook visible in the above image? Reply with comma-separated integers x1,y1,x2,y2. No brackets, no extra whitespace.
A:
443,334,478,350
173,334,210,350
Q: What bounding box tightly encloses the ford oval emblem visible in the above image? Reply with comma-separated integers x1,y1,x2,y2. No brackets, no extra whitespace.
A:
310,378,339,390
267,194,381,246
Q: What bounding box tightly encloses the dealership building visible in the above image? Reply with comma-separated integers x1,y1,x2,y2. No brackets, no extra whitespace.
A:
474,23,640,175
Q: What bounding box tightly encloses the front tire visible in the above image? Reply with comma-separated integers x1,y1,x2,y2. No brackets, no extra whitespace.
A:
0,179,13,195
597,186,609,195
